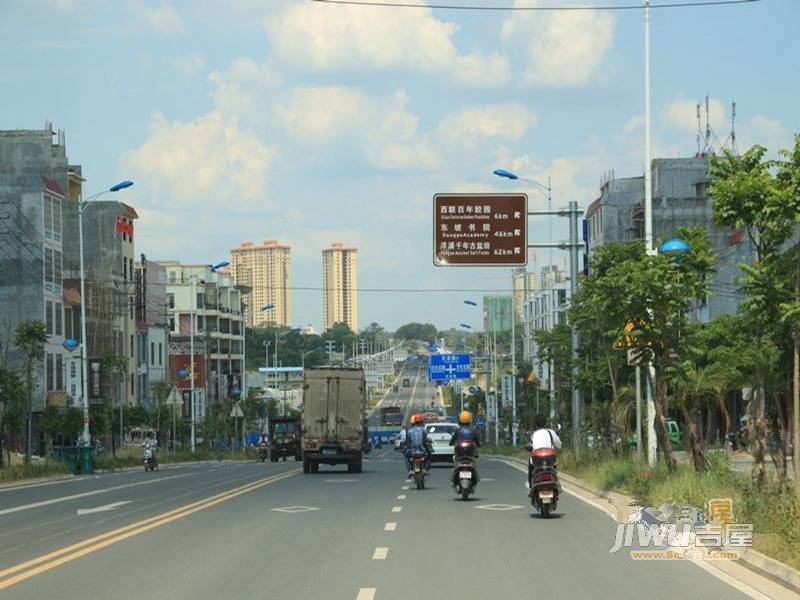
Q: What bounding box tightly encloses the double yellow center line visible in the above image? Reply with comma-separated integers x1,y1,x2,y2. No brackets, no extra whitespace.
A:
0,468,299,590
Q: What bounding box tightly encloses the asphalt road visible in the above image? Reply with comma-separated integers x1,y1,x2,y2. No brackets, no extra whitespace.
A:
367,366,435,428
0,445,784,599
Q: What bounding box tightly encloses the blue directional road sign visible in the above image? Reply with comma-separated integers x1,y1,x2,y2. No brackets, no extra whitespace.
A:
468,386,478,394
476,416,486,429
428,353,471,382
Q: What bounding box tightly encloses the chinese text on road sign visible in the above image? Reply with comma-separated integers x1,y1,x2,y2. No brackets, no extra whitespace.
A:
433,194,528,266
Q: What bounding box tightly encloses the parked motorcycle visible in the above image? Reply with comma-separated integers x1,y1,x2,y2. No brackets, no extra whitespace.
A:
451,440,479,500
410,450,428,490
143,444,158,472
527,445,559,518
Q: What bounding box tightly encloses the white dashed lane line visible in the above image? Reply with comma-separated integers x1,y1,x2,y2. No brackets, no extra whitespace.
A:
391,506,402,513
372,547,389,560
356,588,376,600
384,522,397,531
397,494,406,500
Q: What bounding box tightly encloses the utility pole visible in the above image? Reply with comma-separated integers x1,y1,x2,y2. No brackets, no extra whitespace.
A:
511,271,517,447
326,340,335,366
568,200,581,451
635,364,643,462
189,275,196,453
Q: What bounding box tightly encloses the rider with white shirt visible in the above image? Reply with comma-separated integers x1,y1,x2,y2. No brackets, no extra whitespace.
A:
527,414,561,487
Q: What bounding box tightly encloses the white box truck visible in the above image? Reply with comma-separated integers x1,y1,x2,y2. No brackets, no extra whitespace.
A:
302,368,366,474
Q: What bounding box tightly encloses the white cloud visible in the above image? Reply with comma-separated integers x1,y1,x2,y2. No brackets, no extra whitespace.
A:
273,86,444,171
265,2,509,86
208,57,282,116
172,53,205,79
663,98,727,134
121,110,275,209
137,2,185,36
740,115,792,154
435,104,537,148
624,115,644,133
501,1,615,86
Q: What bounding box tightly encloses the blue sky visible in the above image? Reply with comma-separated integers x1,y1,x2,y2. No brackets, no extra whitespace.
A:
2,0,797,331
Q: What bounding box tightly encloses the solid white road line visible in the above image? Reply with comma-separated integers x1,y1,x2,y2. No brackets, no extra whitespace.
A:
372,547,389,560
391,506,402,513
397,494,406,500
384,522,397,531
76,501,131,516
356,588,376,600
0,474,190,517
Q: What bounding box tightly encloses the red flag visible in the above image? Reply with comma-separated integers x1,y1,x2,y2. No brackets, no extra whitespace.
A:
116,216,133,238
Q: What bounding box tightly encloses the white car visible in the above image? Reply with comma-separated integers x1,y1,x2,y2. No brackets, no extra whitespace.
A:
425,422,459,463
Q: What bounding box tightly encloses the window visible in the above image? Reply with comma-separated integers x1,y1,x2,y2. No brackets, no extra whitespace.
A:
55,302,62,335
167,293,174,309
169,271,176,283
45,301,53,334
130,373,134,395
56,353,63,390
123,257,128,281
130,295,134,320
44,196,53,233
52,197,61,238
150,342,155,365
130,334,134,357
53,250,61,286
129,260,133,281
44,248,53,285
46,353,54,391
158,343,163,365
197,293,204,309
64,307,73,339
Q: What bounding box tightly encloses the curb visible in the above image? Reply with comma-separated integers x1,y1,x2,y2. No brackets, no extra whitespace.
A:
495,454,800,596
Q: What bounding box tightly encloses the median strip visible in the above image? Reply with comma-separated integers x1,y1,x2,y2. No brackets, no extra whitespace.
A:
0,469,298,590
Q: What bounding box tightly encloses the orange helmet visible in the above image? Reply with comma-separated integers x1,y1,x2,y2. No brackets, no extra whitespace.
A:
412,413,423,425
458,410,472,425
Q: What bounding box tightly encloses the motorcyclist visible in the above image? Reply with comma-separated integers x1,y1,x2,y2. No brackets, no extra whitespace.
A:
449,410,481,457
258,434,268,457
143,431,158,467
527,413,561,487
404,413,431,478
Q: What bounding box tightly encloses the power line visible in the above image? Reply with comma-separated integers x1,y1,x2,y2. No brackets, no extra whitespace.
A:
311,0,759,11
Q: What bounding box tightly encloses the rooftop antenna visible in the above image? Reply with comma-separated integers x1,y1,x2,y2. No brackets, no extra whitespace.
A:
696,102,703,154
705,95,712,153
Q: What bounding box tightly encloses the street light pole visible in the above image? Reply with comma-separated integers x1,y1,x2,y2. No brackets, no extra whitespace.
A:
510,273,517,447
189,275,196,454
77,181,133,447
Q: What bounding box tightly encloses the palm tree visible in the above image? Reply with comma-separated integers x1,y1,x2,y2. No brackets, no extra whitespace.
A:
14,320,48,463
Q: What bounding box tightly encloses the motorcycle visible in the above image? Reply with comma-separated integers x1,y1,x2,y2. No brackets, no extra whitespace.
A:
410,450,428,490
143,445,158,472
451,440,479,500
527,445,559,518
259,444,268,463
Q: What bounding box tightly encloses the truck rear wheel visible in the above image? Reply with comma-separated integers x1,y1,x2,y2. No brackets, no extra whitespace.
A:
348,459,363,474
310,460,319,473
302,454,310,474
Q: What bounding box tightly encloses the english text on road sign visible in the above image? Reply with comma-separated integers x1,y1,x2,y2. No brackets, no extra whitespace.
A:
433,193,528,266
428,353,471,382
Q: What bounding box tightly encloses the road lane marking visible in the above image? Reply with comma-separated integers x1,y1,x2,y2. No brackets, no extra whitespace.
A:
384,522,397,531
0,473,191,517
401,486,409,490
397,494,406,500
391,506,402,513
271,506,320,513
0,469,298,590
356,588,376,600
372,547,388,560
76,501,131,516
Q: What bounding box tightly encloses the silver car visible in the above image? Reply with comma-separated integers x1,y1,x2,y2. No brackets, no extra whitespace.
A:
425,422,459,463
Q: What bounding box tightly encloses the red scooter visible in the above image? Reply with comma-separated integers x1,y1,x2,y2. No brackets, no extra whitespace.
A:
527,446,560,518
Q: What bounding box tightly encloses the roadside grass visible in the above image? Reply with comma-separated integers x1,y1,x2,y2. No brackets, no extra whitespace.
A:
92,446,259,472
484,444,800,569
0,460,70,483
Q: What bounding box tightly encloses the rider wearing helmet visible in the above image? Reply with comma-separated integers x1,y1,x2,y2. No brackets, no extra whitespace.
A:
449,410,481,457
404,413,431,478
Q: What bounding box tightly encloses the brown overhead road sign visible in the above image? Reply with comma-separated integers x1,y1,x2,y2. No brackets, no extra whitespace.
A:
433,193,527,266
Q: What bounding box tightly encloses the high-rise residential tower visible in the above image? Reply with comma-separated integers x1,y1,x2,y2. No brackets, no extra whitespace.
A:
230,240,291,328
322,242,358,332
